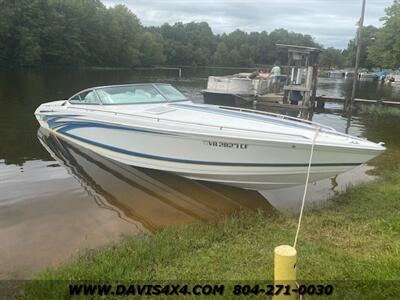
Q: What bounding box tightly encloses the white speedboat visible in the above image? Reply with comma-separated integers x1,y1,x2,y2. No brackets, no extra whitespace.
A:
34,83,385,190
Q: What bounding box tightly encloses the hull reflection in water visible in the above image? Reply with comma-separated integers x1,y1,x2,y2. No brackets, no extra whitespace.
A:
38,128,274,232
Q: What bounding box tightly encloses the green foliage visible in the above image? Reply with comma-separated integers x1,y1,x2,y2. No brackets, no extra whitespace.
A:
0,0,45,66
212,29,320,67
1,0,397,69
213,42,230,66
368,0,400,69
158,22,215,66
0,1,321,68
319,47,345,69
139,32,165,66
0,0,162,67
105,4,142,66
345,25,378,69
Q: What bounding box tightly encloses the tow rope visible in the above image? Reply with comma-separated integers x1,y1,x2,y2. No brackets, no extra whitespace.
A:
293,127,321,248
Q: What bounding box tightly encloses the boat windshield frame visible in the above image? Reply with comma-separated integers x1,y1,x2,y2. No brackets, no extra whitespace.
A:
68,83,188,105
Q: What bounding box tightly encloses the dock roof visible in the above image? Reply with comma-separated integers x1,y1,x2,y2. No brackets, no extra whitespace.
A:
276,44,322,54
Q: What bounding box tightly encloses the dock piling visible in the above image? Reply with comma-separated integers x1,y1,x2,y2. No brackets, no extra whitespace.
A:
348,0,367,113
274,245,297,300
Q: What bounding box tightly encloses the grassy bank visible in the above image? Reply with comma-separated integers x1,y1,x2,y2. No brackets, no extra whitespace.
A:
23,172,400,298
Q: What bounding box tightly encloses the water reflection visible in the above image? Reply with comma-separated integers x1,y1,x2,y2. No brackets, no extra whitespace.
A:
356,115,400,174
37,125,378,216
263,164,375,212
317,77,400,102
38,128,274,232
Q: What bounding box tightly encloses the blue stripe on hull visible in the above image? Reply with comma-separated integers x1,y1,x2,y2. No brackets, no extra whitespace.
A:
42,115,175,136
53,126,362,168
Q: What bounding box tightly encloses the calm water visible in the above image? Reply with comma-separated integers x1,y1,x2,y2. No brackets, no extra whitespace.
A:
1,68,400,279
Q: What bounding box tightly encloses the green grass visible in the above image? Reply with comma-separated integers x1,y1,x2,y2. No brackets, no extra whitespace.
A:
22,172,400,299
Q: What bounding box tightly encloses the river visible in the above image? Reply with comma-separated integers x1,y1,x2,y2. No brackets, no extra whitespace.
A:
1,67,400,279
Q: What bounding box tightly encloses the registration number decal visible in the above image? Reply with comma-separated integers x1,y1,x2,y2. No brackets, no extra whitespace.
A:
203,141,248,149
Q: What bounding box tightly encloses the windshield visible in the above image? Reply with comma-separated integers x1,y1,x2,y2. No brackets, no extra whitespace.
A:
155,84,187,101
94,84,187,104
95,85,165,104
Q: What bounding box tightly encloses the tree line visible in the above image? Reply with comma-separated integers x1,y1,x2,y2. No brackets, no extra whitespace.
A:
0,0,399,69
0,0,319,67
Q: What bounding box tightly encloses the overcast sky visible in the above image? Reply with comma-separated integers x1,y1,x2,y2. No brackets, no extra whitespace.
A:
103,0,393,49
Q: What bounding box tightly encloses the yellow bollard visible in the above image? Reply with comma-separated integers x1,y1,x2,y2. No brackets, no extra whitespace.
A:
274,245,297,300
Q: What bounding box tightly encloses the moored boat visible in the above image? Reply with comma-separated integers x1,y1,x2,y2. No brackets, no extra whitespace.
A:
34,83,385,190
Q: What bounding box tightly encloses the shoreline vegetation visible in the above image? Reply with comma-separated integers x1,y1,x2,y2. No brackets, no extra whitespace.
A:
358,105,400,118
1,0,400,70
23,169,400,298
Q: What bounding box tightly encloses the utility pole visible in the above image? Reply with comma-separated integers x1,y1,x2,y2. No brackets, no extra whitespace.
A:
348,0,367,114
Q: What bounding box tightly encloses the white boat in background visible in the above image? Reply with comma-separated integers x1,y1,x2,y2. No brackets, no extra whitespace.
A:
359,72,376,80
34,83,385,190
327,71,345,79
392,74,400,86
345,71,355,79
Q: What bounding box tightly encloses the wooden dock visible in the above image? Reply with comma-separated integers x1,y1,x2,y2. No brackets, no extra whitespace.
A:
255,93,308,111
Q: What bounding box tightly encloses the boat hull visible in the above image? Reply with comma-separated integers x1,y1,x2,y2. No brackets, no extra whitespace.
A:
37,116,380,190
